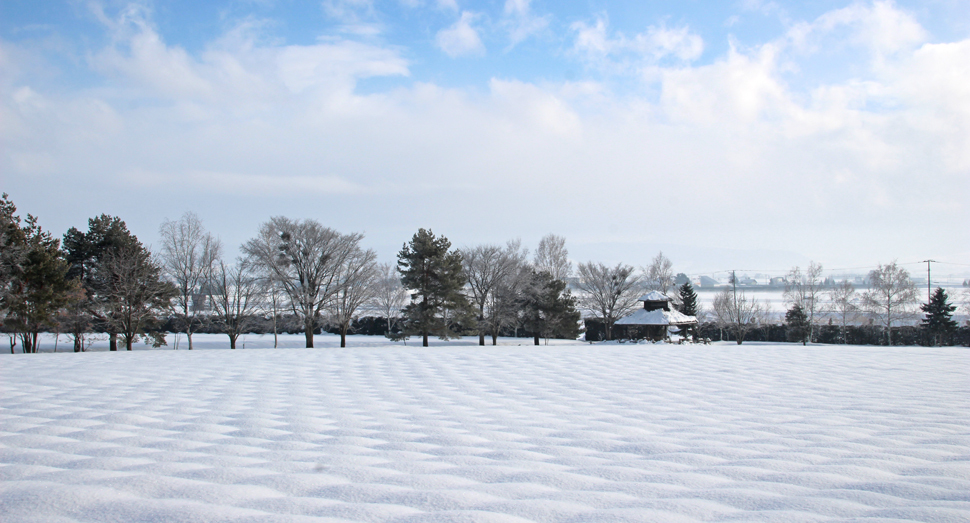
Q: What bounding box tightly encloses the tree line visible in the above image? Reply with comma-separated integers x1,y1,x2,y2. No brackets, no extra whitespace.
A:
0,195,583,351
2,193,965,352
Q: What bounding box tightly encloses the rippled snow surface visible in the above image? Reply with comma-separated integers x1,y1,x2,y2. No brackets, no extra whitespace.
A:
2,343,968,522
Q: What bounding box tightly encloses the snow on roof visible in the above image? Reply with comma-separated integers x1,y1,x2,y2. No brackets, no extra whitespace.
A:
638,291,669,302
616,308,698,326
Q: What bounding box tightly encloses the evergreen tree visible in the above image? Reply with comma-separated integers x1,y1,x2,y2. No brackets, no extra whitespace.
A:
397,229,473,347
520,270,582,345
678,280,699,339
920,287,957,346
3,208,75,353
786,304,810,345
0,194,25,319
62,215,143,351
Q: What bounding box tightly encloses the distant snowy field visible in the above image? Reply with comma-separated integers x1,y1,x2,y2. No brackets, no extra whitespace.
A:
2,336,968,522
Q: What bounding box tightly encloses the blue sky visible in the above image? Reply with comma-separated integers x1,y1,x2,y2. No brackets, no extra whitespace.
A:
2,0,969,278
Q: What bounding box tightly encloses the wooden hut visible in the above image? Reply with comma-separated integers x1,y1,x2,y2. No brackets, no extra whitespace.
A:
615,291,697,341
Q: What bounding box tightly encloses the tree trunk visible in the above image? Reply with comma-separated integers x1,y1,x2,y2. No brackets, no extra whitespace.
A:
187,331,193,350
423,333,429,347
126,337,133,350
533,334,540,346
305,328,314,348
109,332,117,351
340,324,347,348
229,334,237,349
491,333,498,346
478,307,485,346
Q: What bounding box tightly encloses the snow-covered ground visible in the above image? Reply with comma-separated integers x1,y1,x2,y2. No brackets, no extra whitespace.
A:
2,336,968,522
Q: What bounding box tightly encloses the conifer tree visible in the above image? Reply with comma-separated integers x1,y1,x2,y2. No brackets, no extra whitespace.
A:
520,270,581,345
786,304,810,345
920,287,957,346
678,280,699,340
397,229,473,347
3,208,74,353
63,215,143,351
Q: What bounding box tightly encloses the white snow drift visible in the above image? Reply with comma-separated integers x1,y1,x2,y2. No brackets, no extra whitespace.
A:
1,337,968,522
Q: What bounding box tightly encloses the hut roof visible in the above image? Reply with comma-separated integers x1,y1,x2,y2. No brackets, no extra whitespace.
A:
615,308,697,326
638,291,669,302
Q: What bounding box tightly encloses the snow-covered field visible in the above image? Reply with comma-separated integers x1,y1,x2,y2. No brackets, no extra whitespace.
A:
2,336,968,522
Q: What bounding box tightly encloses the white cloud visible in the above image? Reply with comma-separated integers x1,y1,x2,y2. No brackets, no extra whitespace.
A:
323,0,374,22
502,0,549,47
571,15,703,73
435,11,485,58
2,0,968,268
321,0,385,36
436,0,458,11
187,171,366,195
786,0,926,58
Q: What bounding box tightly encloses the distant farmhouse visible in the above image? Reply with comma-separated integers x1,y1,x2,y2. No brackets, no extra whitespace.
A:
615,291,697,341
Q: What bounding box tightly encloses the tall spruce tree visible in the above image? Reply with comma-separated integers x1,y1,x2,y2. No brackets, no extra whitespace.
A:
0,194,25,321
3,203,74,353
63,215,143,351
678,280,699,340
786,304,810,345
520,270,582,345
397,229,473,347
920,287,957,346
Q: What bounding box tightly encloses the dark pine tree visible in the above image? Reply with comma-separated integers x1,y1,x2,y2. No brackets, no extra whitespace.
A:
678,280,699,340
786,304,810,345
397,229,473,347
63,215,143,351
920,287,957,346
4,208,74,353
520,270,582,345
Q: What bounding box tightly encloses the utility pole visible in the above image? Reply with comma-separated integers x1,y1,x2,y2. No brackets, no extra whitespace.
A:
919,260,937,303
731,270,739,334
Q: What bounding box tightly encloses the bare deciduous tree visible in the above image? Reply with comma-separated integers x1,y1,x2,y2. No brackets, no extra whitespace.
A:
208,258,264,349
863,261,918,345
576,262,643,341
243,217,363,348
712,285,767,345
329,245,379,348
644,251,674,295
534,234,571,282
59,284,91,352
372,262,409,335
463,240,528,346
98,246,176,351
159,212,221,350
784,261,823,342
259,276,287,349
487,244,530,345
827,280,859,344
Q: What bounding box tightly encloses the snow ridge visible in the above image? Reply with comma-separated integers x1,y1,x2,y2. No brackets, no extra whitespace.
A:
2,343,968,522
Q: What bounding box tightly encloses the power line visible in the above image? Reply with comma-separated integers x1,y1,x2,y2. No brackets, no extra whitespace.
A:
919,260,939,303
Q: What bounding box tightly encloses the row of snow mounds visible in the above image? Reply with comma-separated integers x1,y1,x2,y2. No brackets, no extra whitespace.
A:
1,344,968,522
